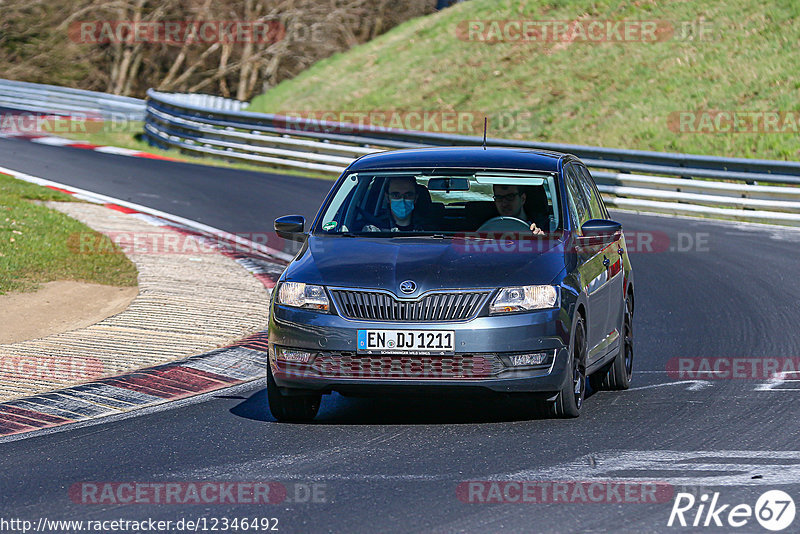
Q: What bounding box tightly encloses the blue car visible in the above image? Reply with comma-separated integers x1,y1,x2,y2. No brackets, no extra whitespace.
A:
268,147,634,421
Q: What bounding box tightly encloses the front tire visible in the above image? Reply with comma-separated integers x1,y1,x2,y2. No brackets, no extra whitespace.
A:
267,365,321,423
550,315,586,418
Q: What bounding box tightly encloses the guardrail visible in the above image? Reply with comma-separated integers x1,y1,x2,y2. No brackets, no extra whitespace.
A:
2,78,799,226
144,89,800,226
0,79,145,121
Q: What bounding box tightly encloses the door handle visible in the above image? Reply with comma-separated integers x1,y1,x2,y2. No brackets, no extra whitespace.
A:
603,256,610,268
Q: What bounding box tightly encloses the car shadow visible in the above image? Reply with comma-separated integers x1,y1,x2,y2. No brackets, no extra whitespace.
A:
229,388,274,422
230,387,599,425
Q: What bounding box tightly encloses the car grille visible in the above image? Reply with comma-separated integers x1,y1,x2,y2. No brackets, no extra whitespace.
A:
331,289,489,322
311,353,504,379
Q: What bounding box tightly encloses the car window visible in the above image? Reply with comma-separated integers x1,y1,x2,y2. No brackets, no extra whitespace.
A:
563,178,581,230
315,170,561,235
564,164,590,229
577,165,606,220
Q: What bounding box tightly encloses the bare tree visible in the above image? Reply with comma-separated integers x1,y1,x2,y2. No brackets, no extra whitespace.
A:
0,0,437,100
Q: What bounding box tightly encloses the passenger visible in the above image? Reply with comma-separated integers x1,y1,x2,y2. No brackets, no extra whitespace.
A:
363,176,430,231
492,184,545,235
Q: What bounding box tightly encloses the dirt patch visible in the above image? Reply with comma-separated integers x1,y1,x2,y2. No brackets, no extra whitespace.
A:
0,281,138,344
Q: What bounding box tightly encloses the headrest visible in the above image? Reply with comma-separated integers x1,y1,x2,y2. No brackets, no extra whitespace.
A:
523,185,549,214
415,183,432,208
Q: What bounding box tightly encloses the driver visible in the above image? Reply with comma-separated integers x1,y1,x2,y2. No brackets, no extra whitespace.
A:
492,184,545,235
362,176,430,231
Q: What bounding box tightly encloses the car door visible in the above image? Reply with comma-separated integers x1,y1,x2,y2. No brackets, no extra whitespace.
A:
564,163,608,360
577,164,624,360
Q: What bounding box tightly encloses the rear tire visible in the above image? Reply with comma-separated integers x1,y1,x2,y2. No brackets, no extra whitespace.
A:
590,295,633,391
267,365,321,423
549,315,586,418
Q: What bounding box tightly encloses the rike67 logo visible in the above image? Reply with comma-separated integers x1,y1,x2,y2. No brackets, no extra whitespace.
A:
668,490,796,531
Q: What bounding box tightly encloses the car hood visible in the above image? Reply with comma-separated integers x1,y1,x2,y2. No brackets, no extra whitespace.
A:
283,235,568,294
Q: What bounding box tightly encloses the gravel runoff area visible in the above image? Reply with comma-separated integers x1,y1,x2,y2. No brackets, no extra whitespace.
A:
0,201,271,402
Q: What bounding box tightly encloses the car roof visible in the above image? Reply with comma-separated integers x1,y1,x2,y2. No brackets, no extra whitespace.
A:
346,146,574,173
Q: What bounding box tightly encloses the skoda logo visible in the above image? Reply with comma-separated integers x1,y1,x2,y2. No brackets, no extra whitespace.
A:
399,280,417,294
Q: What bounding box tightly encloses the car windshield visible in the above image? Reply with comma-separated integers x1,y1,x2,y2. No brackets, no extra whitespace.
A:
315,169,561,236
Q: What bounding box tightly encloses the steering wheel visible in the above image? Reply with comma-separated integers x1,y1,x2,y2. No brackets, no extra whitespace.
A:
476,216,532,232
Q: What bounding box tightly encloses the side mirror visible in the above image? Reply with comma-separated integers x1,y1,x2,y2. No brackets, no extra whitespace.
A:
577,219,621,250
581,219,622,238
274,215,306,242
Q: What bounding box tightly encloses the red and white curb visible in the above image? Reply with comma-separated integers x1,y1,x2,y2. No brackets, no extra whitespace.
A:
0,340,270,439
0,165,295,265
0,131,180,161
0,166,293,439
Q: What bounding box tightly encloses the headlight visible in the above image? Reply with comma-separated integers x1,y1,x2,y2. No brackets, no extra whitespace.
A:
490,285,559,314
277,282,330,312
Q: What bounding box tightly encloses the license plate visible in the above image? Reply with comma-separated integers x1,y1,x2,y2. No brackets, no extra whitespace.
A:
357,330,455,355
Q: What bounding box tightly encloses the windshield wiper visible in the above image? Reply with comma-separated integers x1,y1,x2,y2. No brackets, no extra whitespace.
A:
323,232,455,239
396,233,451,239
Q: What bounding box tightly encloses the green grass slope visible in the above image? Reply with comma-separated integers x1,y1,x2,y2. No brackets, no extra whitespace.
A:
0,174,138,294
250,0,800,160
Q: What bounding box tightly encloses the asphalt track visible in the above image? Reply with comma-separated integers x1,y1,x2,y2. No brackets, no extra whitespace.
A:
1,137,800,533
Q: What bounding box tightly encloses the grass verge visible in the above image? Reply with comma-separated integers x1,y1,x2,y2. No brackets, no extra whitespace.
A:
249,0,800,161
0,173,138,294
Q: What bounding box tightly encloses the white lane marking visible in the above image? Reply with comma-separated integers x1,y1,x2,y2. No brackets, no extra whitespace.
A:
71,193,104,203
755,371,800,391
0,164,293,262
93,146,141,156
492,450,800,486
164,440,452,482
176,450,800,484
30,136,77,146
131,212,169,226
268,473,444,480
626,380,712,392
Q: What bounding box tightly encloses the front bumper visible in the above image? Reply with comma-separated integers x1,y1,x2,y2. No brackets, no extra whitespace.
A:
268,304,571,395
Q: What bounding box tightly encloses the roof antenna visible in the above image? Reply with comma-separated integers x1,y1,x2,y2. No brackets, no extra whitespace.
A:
482,117,487,150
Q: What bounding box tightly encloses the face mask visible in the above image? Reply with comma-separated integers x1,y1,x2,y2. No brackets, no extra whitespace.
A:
390,198,414,220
